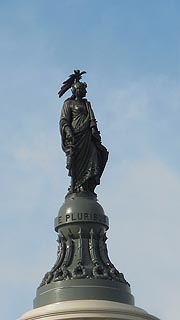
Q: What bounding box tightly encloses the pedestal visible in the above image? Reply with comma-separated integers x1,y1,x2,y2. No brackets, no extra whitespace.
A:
34,193,134,308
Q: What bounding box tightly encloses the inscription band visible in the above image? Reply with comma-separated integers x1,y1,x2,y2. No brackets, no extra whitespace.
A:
55,212,109,230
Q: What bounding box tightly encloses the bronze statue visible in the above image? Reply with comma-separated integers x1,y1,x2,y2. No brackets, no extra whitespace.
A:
35,71,131,305
58,70,108,194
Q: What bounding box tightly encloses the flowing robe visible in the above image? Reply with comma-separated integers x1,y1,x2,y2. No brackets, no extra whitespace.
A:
60,99,108,192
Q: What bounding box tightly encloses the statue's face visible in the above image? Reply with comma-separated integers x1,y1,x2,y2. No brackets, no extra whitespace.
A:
76,86,87,98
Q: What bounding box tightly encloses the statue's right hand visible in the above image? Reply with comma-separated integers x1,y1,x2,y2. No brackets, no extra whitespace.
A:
65,127,74,144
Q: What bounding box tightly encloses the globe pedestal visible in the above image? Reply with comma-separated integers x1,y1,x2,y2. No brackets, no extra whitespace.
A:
34,192,134,308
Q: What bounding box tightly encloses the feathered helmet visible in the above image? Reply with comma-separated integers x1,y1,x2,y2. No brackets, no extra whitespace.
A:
58,70,86,98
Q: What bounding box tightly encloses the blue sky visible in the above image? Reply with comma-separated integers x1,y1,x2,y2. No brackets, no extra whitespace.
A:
1,1,180,319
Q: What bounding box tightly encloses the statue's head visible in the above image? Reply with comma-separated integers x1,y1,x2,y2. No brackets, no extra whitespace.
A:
58,70,87,99
71,81,87,98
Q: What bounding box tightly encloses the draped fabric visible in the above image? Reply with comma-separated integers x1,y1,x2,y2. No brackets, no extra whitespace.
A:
60,99,108,192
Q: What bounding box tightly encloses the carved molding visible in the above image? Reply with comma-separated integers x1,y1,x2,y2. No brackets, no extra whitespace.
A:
39,226,128,287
